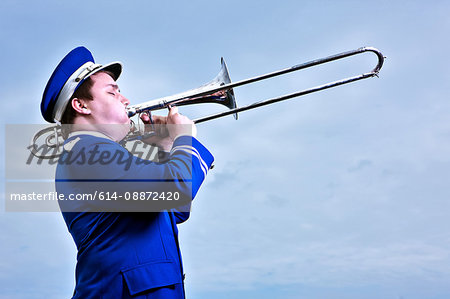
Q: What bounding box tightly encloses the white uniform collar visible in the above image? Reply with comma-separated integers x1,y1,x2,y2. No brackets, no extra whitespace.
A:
68,130,114,141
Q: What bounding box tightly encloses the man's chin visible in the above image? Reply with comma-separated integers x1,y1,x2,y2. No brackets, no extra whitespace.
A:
116,123,132,141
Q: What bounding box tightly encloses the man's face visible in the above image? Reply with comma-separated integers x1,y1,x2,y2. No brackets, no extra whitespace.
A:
82,72,131,140
87,72,130,125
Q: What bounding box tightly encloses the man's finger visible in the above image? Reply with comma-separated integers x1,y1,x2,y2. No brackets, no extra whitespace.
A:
152,115,167,125
168,105,178,116
140,113,150,123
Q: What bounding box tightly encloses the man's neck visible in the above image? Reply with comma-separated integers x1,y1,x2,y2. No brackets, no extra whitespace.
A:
68,122,130,142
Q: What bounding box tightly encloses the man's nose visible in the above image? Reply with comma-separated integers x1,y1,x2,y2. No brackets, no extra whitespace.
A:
120,95,130,106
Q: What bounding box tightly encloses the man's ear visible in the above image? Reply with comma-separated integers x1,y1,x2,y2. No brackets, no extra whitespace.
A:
71,98,90,115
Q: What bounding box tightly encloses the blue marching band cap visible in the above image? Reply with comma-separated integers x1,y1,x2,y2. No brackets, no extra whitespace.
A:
41,46,123,123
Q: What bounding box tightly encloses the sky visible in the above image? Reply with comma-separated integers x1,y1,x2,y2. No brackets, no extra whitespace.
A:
1,0,450,298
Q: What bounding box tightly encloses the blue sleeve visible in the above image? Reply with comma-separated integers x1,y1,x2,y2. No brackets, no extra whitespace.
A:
169,136,214,223
172,207,191,224
56,135,213,212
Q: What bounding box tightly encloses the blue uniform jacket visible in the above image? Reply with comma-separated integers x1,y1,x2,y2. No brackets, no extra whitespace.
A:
56,132,214,298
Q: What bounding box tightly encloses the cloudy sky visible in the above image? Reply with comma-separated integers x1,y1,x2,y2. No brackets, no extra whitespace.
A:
1,0,450,298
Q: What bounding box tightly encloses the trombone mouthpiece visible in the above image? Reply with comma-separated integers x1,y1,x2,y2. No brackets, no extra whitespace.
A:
127,107,137,118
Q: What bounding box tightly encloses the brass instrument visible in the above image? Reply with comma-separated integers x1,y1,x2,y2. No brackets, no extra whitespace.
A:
30,46,384,158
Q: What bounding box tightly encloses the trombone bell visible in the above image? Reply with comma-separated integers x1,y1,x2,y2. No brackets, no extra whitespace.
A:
126,58,238,119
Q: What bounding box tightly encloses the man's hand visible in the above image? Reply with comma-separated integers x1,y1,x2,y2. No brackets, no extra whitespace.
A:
140,106,197,152
166,106,197,140
140,112,172,152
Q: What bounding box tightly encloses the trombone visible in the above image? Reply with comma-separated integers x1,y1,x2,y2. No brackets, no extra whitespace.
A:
30,46,384,158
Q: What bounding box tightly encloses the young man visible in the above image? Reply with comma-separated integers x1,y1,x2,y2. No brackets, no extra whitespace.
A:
41,47,214,298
